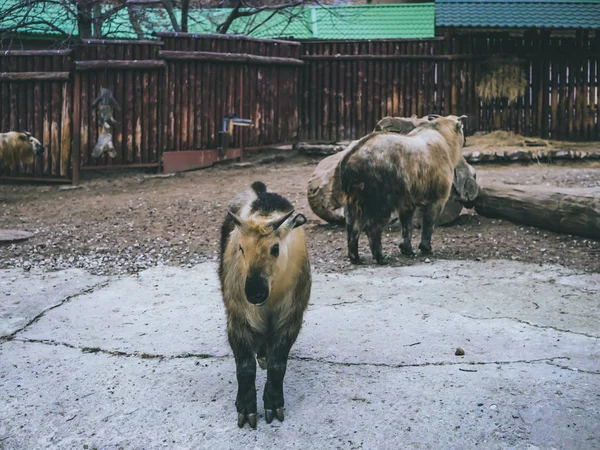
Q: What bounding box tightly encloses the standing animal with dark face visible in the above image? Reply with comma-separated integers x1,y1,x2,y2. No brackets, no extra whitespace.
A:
340,115,467,264
0,131,44,169
219,181,311,429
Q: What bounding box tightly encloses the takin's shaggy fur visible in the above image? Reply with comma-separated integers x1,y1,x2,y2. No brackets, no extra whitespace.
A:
0,131,44,169
373,115,430,134
219,181,311,429
340,115,467,264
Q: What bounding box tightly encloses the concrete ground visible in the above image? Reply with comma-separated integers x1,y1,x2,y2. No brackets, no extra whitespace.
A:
1,260,599,450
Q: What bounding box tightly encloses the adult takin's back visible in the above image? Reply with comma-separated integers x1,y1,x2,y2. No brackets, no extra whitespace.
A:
340,114,467,264
219,181,311,429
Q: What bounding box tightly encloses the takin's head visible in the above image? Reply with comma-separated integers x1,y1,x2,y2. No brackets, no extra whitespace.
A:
0,131,44,168
417,114,468,164
16,132,44,163
227,208,307,306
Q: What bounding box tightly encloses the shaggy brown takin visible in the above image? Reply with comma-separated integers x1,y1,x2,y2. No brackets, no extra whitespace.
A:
0,131,44,169
340,114,467,264
219,181,311,429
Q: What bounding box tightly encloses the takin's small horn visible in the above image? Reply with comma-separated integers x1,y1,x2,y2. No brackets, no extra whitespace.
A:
267,209,295,232
227,210,247,229
427,114,441,120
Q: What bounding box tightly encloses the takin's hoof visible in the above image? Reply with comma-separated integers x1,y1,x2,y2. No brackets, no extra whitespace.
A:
418,243,432,255
238,412,258,429
399,243,415,256
257,356,267,370
349,255,362,265
374,256,388,265
265,407,285,424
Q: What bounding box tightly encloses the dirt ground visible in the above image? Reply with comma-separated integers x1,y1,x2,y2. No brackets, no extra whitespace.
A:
1,151,600,275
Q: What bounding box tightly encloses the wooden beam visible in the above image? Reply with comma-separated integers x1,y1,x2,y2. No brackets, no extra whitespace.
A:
81,39,163,46
154,32,300,47
0,72,70,81
300,54,483,61
300,52,600,62
159,50,304,66
75,60,166,70
80,163,160,170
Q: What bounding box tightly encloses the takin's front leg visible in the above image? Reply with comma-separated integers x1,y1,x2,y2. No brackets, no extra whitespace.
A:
229,332,258,429
263,332,296,424
419,203,443,255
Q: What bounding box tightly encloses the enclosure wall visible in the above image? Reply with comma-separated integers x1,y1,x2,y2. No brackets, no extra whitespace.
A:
299,31,600,142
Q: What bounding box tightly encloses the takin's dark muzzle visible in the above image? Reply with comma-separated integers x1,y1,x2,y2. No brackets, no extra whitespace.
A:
35,143,44,156
244,274,270,306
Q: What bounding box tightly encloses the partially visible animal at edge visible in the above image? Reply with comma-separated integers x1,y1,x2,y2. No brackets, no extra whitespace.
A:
92,123,117,159
0,131,44,169
340,114,467,265
219,181,311,429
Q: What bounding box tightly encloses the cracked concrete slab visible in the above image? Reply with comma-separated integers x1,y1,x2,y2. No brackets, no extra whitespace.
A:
0,268,107,338
1,260,599,449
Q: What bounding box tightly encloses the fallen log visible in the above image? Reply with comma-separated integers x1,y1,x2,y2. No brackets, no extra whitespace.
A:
474,183,600,239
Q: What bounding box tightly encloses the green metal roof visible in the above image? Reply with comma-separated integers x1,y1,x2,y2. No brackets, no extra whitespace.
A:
436,0,600,29
1,3,435,40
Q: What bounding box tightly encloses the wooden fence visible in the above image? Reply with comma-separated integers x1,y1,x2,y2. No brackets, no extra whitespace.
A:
299,31,600,142
1,32,598,183
0,50,72,182
158,33,302,152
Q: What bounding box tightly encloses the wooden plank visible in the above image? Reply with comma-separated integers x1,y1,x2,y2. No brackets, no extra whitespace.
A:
181,53,189,150
330,42,338,142
32,56,43,176
0,72,70,81
60,82,71,177
81,39,163,46
142,47,151,162
373,42,382,128
113,45,125,164
124,45,134,162
51,78,60,176
71,74,81,184
154,32,301,47
0,50,71,56
323,43,330,142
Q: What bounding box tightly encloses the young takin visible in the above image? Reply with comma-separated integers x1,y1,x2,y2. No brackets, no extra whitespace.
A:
219,181,311,429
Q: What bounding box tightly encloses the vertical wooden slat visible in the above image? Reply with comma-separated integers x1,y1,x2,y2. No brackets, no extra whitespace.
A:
72,73,81,185
60,81,71,177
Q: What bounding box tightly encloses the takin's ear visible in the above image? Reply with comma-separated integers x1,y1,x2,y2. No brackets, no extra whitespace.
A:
18,133,28,142
457,115,468,130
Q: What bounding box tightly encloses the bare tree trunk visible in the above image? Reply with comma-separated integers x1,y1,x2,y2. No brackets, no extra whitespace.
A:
128,6,144,39
181,0,190,33
77,0,93,39
162,0,181,32
92,2,104,38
